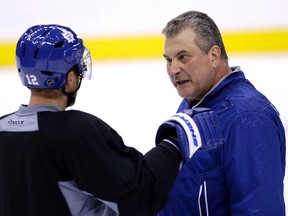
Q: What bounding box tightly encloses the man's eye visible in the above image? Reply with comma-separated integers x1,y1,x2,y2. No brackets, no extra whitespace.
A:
179,55,189,62
179,55,186,60
165,58,172,63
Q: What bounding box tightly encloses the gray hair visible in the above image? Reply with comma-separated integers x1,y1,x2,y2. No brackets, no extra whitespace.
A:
162,11,228,61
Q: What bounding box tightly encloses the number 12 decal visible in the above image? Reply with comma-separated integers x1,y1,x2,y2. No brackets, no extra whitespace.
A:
25,74,39,85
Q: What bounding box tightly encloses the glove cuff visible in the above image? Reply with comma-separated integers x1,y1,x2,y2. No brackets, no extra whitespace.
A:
168,113,202,157
162,138,180,152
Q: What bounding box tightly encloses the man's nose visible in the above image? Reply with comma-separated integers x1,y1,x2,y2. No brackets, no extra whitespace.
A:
169,61,181,75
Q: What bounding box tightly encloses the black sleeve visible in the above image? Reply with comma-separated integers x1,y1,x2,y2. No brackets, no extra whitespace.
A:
64,133,181,216
58,112,182,216
118,141,182,216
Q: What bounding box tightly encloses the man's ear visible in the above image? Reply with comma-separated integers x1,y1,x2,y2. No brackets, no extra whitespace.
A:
209,45,221,67
65,70,76,93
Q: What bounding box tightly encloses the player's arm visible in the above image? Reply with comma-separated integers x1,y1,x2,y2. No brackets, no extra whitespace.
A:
117,139,183,216
118,108,224,216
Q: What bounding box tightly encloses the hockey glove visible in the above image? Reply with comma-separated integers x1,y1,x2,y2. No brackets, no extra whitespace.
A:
156,108,223,162
156,112,202,162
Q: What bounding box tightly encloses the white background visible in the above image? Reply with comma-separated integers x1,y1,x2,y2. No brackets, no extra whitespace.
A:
0,0,288,40
1,0,288,206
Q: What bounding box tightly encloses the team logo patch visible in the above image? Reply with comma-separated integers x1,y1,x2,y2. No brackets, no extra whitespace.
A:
59,27,75,43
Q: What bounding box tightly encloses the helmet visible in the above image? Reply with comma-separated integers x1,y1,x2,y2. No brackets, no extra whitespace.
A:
16,24,92,89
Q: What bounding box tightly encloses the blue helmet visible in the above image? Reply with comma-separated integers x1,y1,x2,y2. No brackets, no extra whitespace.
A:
16,24,92,89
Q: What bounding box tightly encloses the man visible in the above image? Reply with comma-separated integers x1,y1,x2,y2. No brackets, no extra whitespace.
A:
158,11,286,215
0,24,213,216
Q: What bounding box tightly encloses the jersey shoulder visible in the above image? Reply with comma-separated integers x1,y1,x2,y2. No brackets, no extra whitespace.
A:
38,110,115,138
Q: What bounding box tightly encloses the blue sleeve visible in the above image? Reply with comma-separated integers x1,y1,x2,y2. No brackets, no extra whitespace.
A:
224,112,285,215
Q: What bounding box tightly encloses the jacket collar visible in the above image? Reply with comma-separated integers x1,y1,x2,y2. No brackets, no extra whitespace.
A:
177,66,245,111
17,104,61,115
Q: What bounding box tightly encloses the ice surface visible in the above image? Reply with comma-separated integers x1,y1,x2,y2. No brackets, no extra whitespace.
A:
1,55,287,201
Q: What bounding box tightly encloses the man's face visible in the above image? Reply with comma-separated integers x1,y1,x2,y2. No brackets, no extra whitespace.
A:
163,29,217,101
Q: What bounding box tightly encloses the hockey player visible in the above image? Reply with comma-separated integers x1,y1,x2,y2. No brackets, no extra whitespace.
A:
157,10,286,215
0,24,221,216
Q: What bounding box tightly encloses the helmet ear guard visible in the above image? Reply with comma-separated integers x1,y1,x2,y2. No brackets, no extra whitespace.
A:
16,24,92,89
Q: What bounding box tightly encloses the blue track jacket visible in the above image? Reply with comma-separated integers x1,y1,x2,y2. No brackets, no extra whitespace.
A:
158,67,286,216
